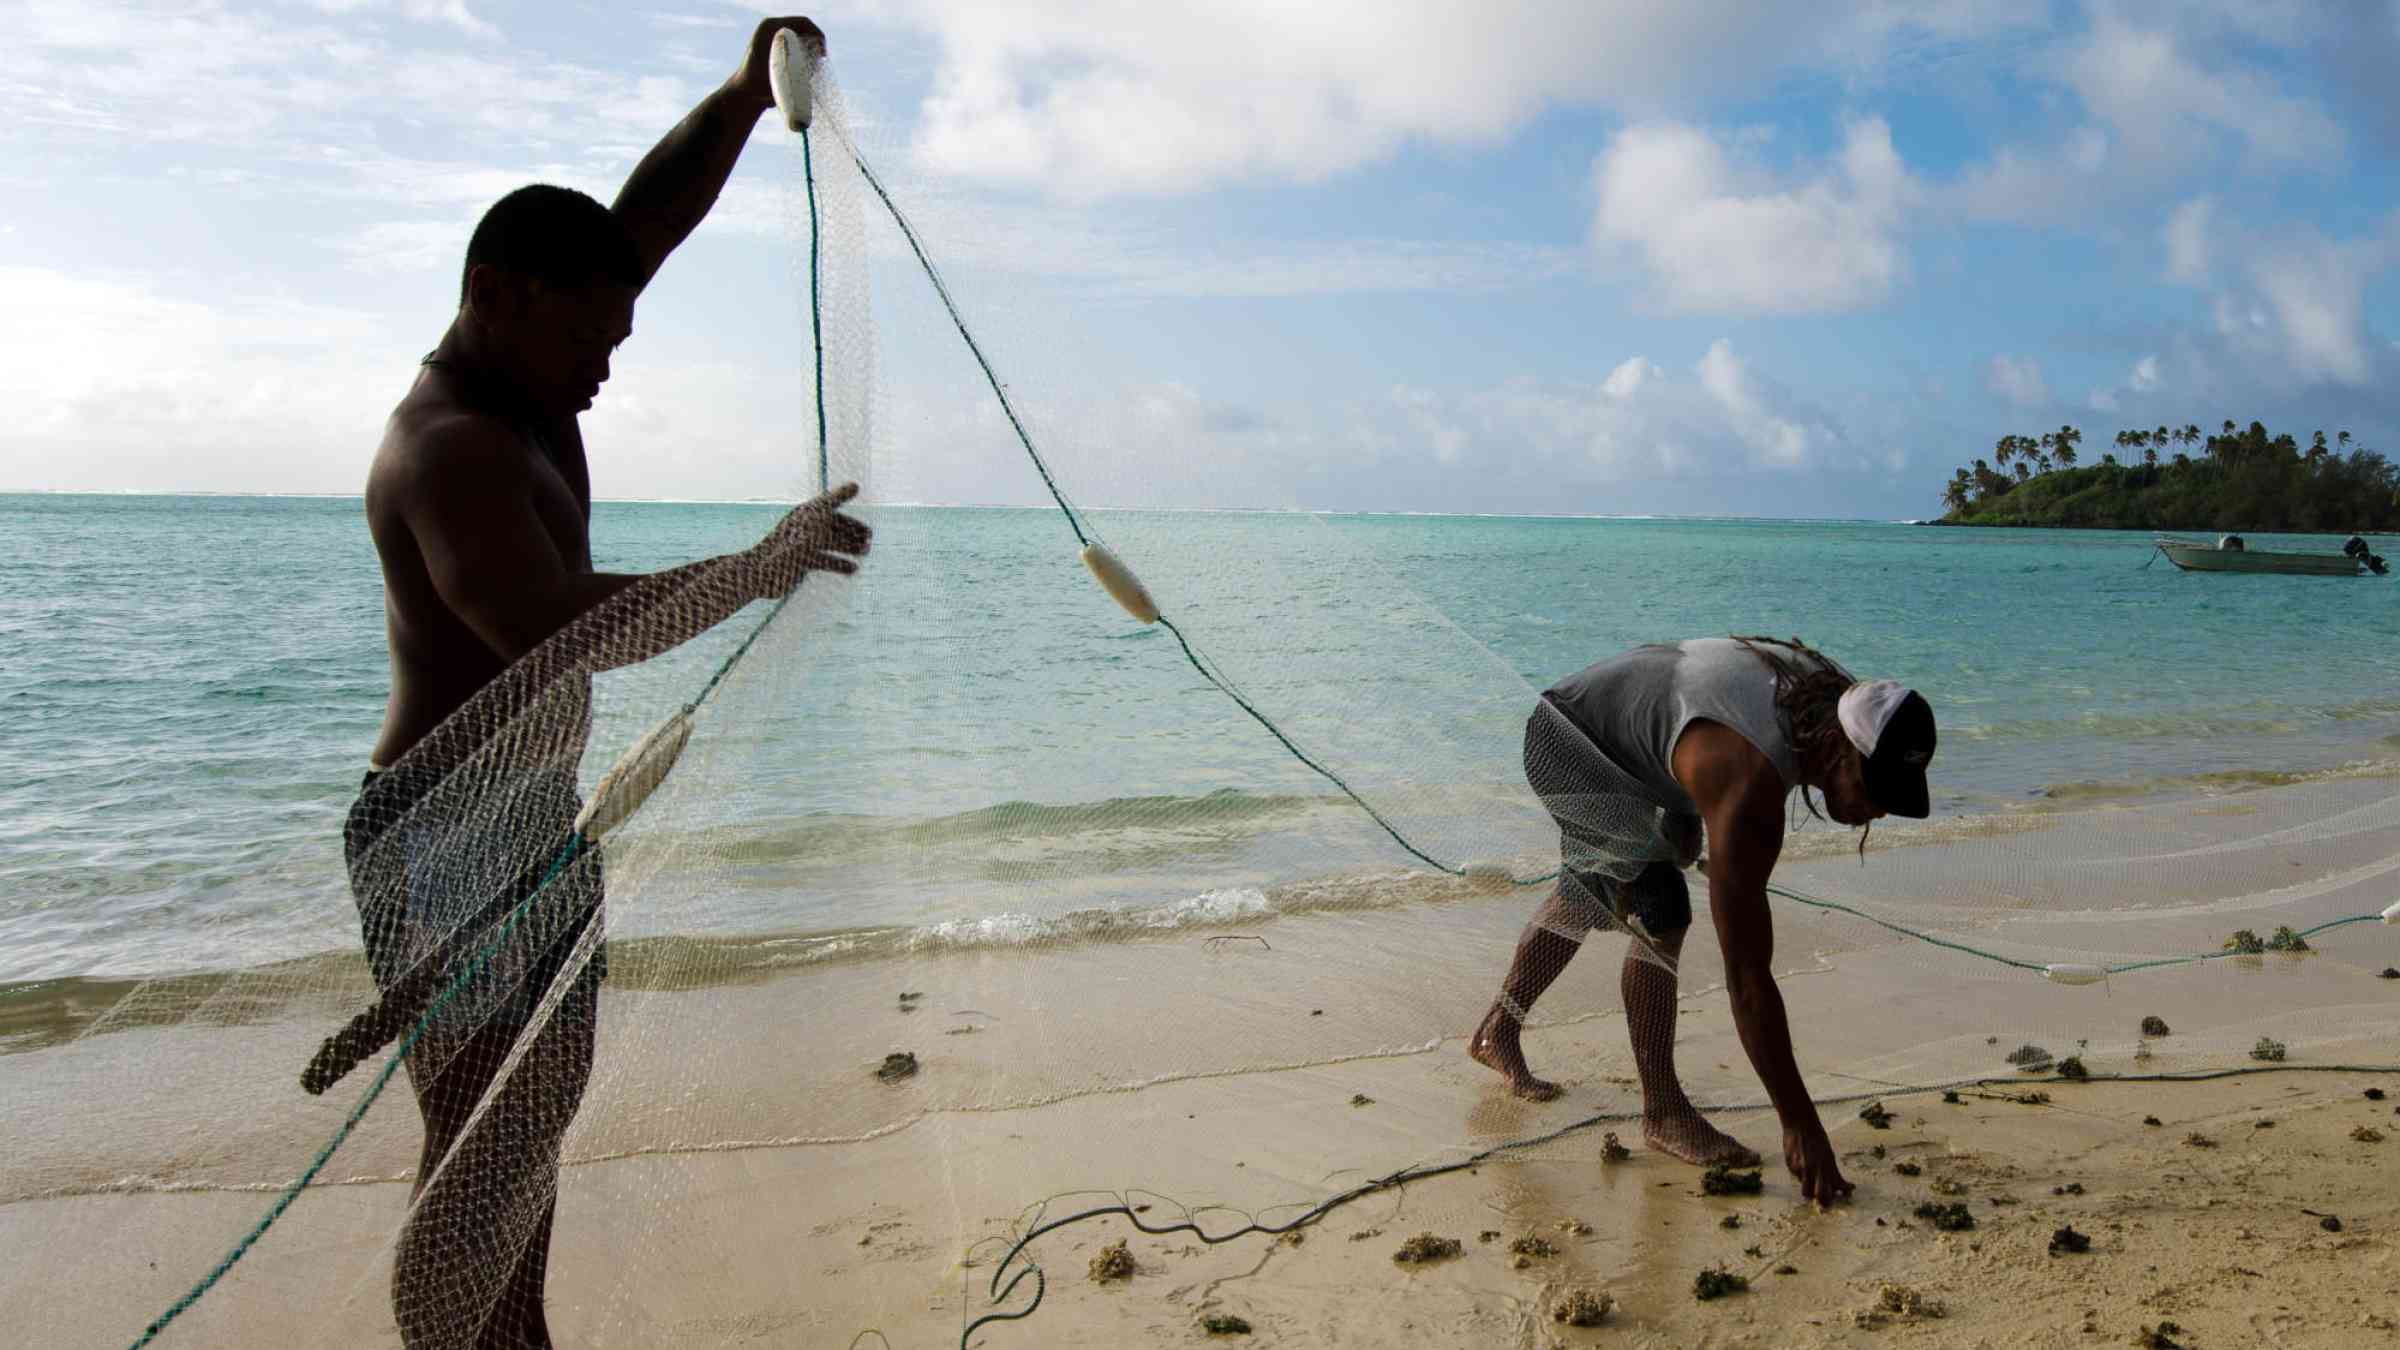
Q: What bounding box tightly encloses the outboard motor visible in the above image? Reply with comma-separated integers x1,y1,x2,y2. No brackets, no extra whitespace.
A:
2218,533,2245,551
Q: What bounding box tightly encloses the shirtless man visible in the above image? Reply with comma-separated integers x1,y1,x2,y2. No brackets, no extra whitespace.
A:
1468,636,1937,1208
347,18,864,1346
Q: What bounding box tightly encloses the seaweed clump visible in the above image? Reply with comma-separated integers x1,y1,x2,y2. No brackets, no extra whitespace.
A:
1893,1160,1923,1177
1701,1161,1764,1196
2352,1125,2385,1143
1692,1265,1750,1301
875,1051,919,1082
2057,1056,2090,1081
2265,925,2311,953
1859,1100,1894,1129
2140,1015,2171,1036
1553,1288,1614,1327
2250,1036,2287,1062
1199,1312,1252,1336
1392,1232,1461,1265
2133,1322,2186,1349
2049,1225,2092,1255
1854,1283,1946,1328
2006,1043,2053,1071
1510,1234,1558,1259
1088,1239,1137,1283
1914,1202,1975,1232
1600,1132,1631,1164
2223,929,2266,955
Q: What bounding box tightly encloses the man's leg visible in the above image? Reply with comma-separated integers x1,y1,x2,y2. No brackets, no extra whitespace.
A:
483,972,596,1348
1621,923,1762,1168
1469,881,1590,1101
391,965,597,1348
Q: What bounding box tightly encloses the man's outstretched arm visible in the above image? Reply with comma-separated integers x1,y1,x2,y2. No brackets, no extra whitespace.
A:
612,17,825,285
1686,733,1853,1208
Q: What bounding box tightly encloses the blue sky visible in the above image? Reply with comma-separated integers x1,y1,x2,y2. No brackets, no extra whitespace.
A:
6,1,2400,520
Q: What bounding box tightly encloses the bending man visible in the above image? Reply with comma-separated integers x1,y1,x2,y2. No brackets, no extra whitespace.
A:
348,18,864,1347
1469,636,1936,1207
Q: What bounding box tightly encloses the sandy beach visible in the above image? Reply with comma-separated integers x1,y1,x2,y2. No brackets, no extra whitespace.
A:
6,776,2399,1347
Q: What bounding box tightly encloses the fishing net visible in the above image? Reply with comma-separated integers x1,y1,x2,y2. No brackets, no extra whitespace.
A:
5,49,2399,1350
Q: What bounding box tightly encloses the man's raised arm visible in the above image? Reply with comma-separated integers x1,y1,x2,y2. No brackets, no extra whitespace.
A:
611,17,826,285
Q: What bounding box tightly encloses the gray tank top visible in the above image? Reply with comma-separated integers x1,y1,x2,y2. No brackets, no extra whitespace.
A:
1542,638,1809,814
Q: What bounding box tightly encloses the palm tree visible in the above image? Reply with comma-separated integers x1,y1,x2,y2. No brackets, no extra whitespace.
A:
2015,461,2033,482
1993,436,2014,471
2144,445,2159,468
2054,424,2081,468
2182,424,2200,449
2340,430,2353,455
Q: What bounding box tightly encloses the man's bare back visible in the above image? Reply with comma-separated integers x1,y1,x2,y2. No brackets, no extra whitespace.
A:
366,363,605,769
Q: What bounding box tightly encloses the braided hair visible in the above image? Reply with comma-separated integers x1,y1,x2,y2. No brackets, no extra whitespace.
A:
1730,635,1868,854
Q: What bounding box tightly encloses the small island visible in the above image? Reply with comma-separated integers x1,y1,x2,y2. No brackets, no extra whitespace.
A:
1935,421,2400,531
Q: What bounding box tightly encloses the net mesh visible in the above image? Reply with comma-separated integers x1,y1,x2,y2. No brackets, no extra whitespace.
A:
5,56,2399,1350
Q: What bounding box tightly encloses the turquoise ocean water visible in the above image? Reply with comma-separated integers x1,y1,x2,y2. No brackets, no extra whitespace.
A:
2,492,2394,987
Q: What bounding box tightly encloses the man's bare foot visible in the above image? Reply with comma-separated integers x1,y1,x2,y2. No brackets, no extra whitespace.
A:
1643,1109,1761,1167
1468,1004,1563,1102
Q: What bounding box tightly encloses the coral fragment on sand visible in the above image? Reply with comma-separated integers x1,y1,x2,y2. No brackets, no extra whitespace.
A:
1692,1265,1749,1301
2250,1036,2287,1062
1200,1312,1252,1335
2140,1015,2171,1036
1894,1161,1922,1177
1914,1202,1975,1232
875,1051,919,1082
2049,1225,2092,1255
1392,1232,1461,1264
1557,1218,1595,1236
1719,1214,1741,1230
1089,1239,1136,1282
1348,1093,1373,1107
1510,1234,1558,1258
2183,1132,2216,1148
2352,1125,2385,1143
1701,1161,1764,1196
1859,1100,1894,1129
1553,1288,1614,1327
2134,1321,2186,1349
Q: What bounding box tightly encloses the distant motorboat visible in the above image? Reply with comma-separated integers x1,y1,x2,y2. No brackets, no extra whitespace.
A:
2152,533,2385,576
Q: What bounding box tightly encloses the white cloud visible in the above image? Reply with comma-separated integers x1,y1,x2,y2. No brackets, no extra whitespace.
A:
819,0,2028,199
2128,355,2162,392
2164,196,2214,282
1601,356,1660,399
1422,340,1841,480
1590,118,1913,315
1984,354,2048,407
2064,14,2343,173
2239,232,2390,386
0,266,403,492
